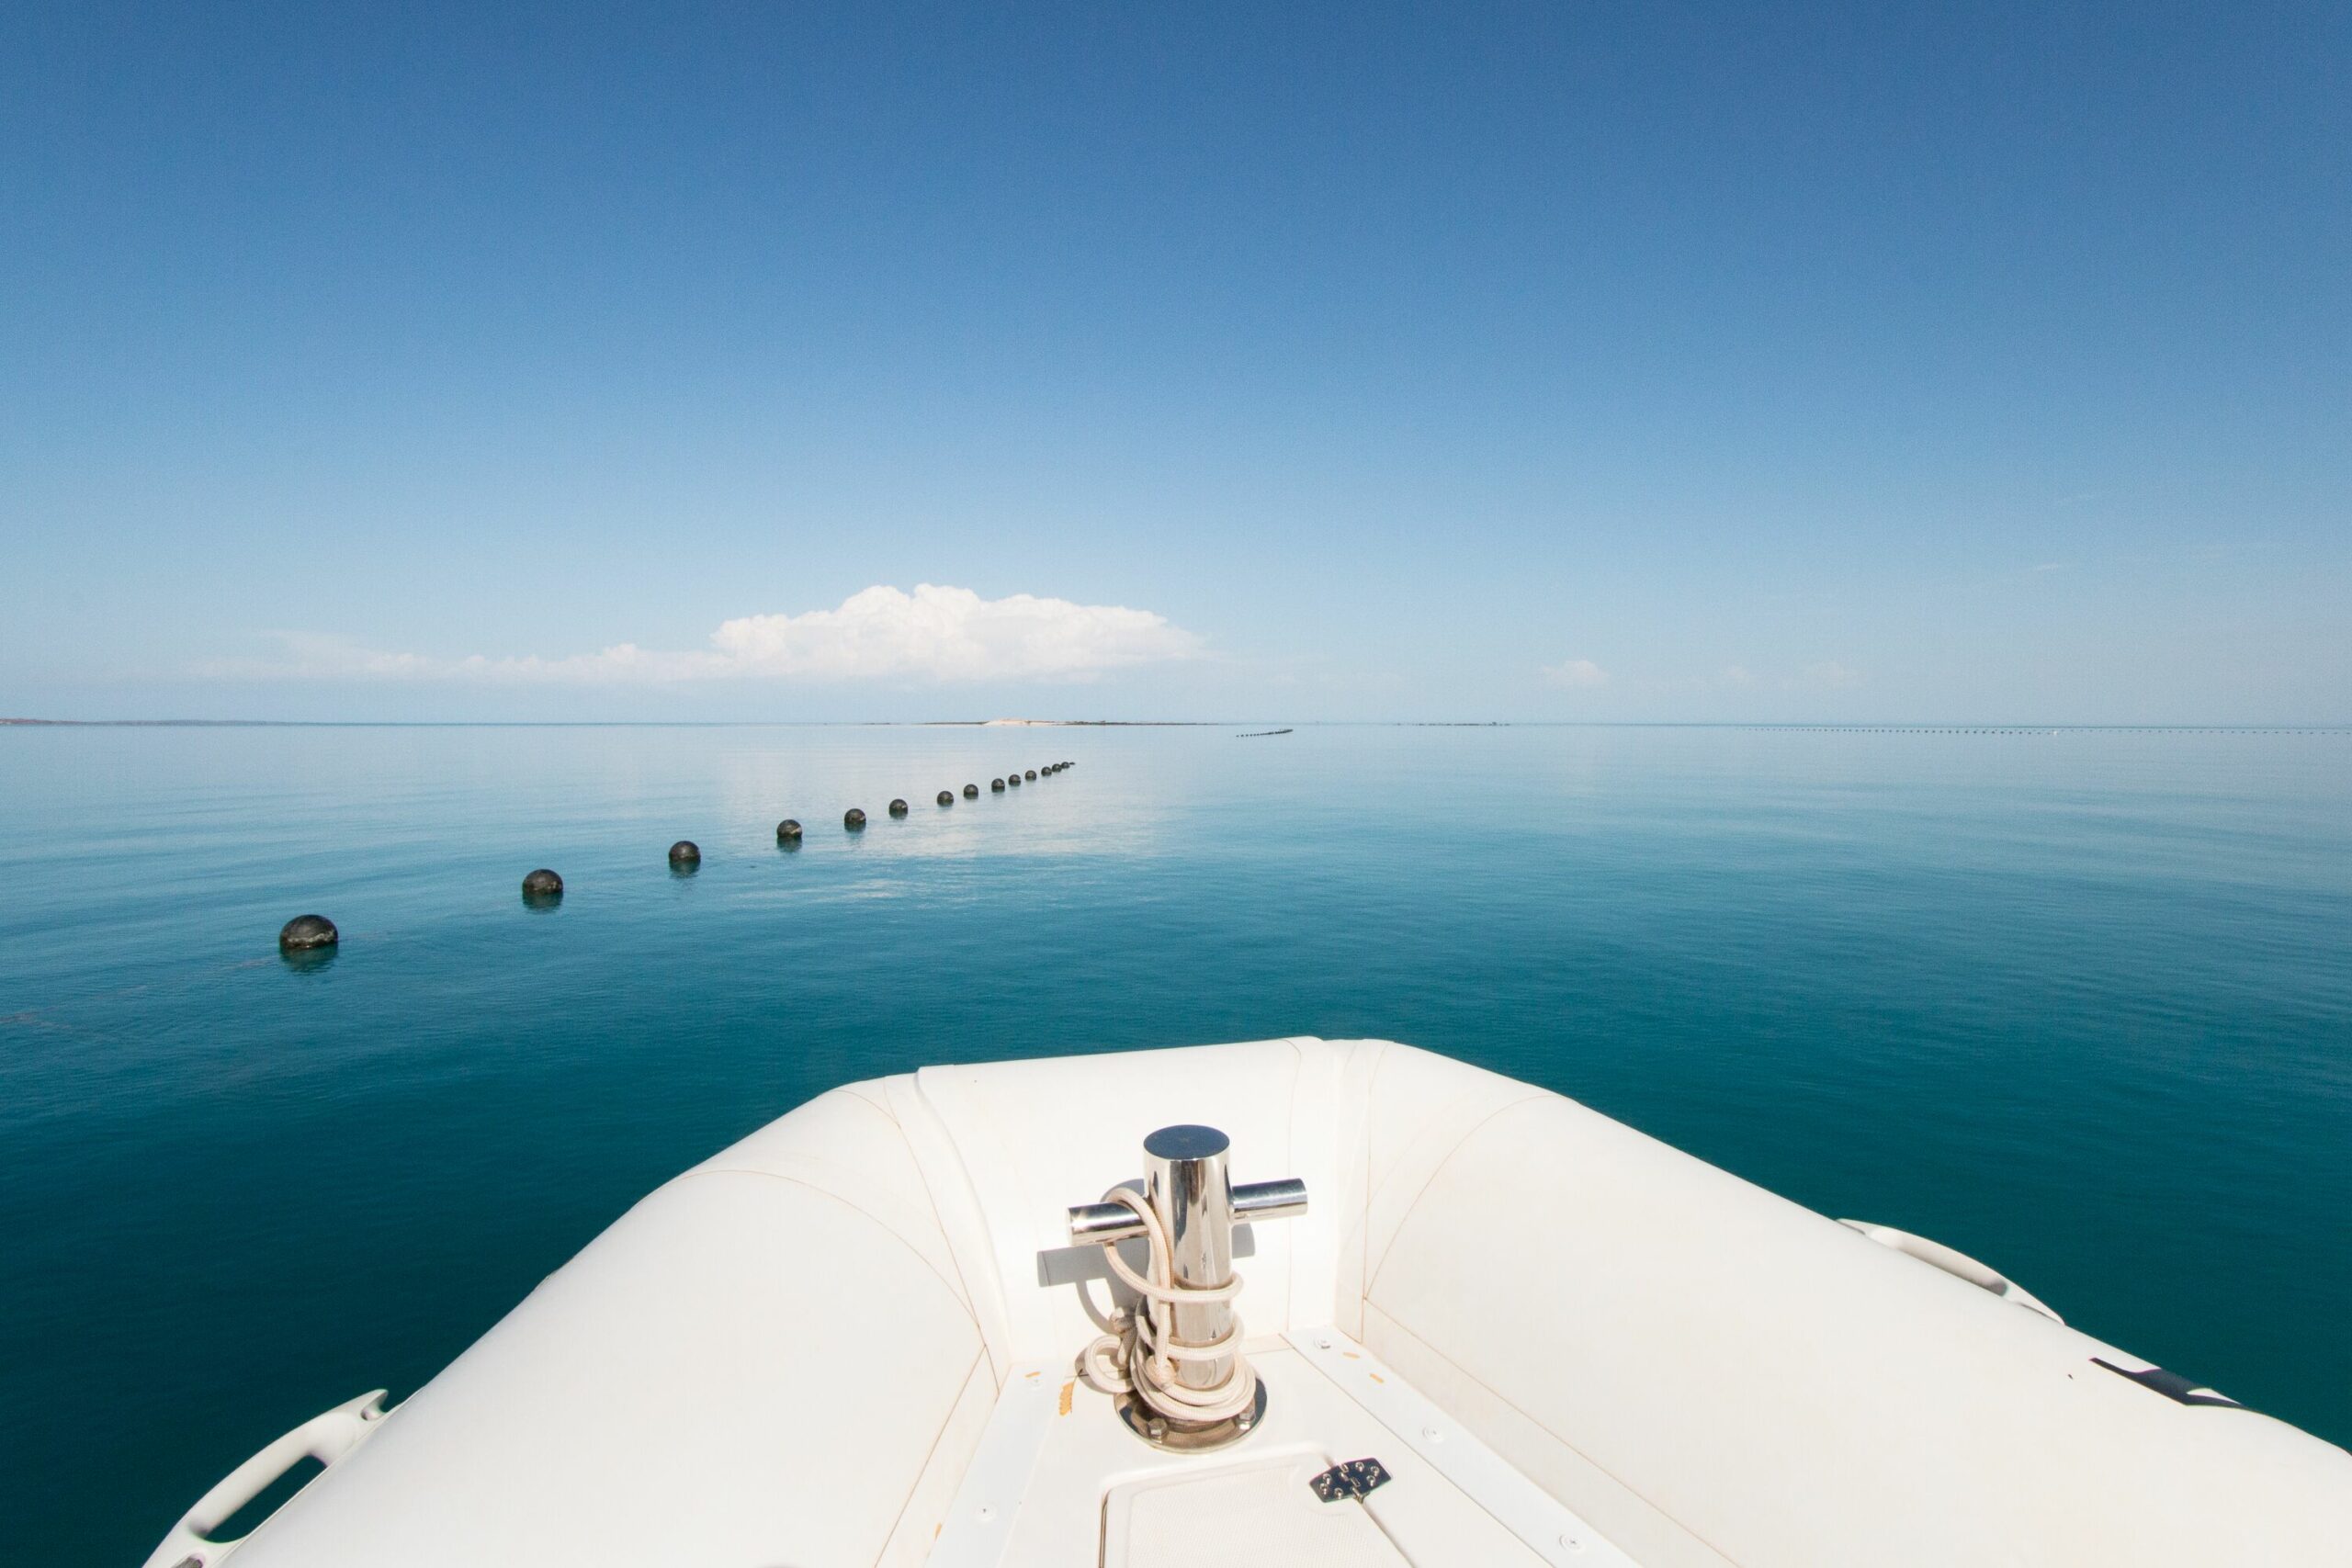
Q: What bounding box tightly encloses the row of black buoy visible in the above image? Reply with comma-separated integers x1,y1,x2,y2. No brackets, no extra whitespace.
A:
277,761,1079,950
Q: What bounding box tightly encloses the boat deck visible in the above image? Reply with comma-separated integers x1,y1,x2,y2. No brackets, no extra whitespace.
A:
929,1329,1635,1568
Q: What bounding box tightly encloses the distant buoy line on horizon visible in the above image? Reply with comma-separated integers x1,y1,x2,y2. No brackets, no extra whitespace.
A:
276,761,1079,955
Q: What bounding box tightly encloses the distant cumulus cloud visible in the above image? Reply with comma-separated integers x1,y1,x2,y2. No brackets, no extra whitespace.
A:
198,584,1198,685
1802,660,1862,688
1722,664,1757,687
1540,658,1611,689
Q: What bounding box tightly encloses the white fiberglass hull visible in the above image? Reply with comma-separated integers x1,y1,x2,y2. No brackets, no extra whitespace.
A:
152,1039,2350,1567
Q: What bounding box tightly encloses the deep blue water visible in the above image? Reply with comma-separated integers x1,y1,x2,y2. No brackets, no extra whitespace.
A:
3,723,2348,1563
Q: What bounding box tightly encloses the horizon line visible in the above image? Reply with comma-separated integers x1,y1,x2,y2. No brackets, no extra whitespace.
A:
6,717,2348,733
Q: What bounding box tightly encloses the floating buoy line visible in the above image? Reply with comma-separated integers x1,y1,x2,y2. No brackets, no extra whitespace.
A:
277,761,1079,952
267,727,2341,953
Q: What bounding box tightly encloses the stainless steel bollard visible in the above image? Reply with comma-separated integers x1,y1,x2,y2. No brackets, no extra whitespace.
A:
1145,1124,1237,1396
1067,1123,1306,1450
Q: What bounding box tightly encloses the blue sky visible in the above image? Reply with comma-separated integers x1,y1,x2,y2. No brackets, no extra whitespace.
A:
3,2,2344,721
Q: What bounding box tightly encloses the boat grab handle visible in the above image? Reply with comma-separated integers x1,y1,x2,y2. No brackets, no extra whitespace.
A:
141,1390,389,1568
1838,1221,2064,1325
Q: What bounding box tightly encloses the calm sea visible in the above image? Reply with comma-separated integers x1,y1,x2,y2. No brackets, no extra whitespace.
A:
3,723,2347,1562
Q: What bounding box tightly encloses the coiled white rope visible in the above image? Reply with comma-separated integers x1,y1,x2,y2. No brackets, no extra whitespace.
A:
1075,1186,1259,1426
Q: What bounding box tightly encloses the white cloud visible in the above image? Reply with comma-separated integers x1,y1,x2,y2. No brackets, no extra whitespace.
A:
1540,658,1611,689
1721,664,1757,687
198,584,1199,685
1802,660,1862,688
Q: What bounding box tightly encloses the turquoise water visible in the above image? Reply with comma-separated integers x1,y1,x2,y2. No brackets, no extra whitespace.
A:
4,723,2348,1562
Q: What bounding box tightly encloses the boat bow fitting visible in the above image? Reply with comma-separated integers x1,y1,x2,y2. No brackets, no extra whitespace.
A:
1839,1219,2064,1323
141,1390,389,1568
1068,1122,1307,1451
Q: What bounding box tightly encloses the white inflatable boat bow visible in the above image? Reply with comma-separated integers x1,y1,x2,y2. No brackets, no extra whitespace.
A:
149,1038,2352,1568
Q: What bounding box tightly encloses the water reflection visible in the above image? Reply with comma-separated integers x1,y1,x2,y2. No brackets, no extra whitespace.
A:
706,731,1178,866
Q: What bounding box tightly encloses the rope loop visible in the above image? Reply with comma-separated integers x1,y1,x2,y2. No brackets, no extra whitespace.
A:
1075,1186,1259,1426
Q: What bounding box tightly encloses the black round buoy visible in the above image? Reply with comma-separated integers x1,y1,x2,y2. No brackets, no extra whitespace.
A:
888,798,909,817
521,868,563,901
1007,773,1021,786
844,807,867,829
991,777,1005,792
669,840,701,867
937,790,954,807
963,784,978,798
1025,769,1036,781
776,818,803,842
278,914,338,951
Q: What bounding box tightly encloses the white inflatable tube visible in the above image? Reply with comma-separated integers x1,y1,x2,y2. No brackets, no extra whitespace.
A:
155,1039,2350,1568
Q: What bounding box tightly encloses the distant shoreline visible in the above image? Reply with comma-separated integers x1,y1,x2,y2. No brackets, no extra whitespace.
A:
0,716,1227,728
